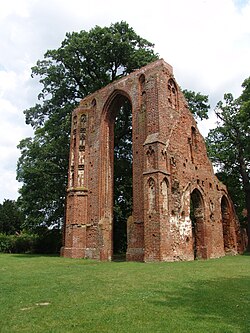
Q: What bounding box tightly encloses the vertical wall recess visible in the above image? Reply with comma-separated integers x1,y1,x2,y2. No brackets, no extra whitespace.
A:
78,113,87,187
161,178,169,215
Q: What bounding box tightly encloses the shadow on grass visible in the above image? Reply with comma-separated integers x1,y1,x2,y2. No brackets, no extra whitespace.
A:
150,276,250,332
10,253,60,258
112,253,126,262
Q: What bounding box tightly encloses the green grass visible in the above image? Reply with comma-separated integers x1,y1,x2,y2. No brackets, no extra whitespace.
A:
0,254,249,333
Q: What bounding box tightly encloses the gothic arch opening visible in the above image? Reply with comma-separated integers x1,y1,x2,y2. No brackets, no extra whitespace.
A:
221,195,236,253
102,91,133,259
190,189,206,259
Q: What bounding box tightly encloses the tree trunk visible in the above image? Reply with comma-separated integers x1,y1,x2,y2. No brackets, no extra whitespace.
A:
241,180,250,252
238,153,250,252
246,190,250,252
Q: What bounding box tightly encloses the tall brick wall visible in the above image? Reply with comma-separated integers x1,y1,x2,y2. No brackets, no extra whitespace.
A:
61,59,243,261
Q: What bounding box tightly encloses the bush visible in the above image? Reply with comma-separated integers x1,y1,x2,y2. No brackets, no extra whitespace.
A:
13,233,38,253
33,228,62,254
0,233,14,253
0,233,37,253
0,229,62,254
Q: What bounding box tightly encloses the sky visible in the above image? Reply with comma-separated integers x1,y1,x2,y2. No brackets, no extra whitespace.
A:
0,0,250,203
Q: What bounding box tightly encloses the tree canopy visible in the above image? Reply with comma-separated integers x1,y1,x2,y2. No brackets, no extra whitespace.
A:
206,79,250,251
17,21,211,232
0,199,25,235
17,21,159,229
182,89,210,121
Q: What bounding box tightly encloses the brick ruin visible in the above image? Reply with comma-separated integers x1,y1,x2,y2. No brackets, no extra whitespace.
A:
61,59,243,261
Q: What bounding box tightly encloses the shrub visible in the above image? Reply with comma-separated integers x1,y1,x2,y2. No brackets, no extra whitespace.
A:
0,233,14,253
12,233,38,253
0,233,37,253
33,228,62,254
0,229,62,254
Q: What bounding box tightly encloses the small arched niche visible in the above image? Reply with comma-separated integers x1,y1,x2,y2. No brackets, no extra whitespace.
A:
167,78,178,109
148,177,156,213
139,74,146,113
161,178,169,215
91,98,97,108
139,74,146,93
191,126,197,148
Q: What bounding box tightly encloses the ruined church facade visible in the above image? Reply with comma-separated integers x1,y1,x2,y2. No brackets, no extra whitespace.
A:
61,59,243,261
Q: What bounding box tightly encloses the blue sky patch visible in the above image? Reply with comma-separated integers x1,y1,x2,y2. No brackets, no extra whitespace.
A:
233,0,249,9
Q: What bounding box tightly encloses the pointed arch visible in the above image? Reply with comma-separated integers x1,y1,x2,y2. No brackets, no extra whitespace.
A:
161,177,169,215
139,74,146,93
190,188,206,259
99,89,133,258
221,195,237,254
147,177,156,213
167,78,178,109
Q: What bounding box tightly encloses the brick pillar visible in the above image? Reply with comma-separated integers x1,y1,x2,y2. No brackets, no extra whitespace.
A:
61,109,89,258
143,138,171,261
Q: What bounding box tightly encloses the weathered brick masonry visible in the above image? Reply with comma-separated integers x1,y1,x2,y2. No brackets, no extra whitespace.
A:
61,59,244,261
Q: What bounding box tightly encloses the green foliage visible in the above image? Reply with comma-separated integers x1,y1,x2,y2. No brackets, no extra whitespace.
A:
216,171,246,227
17,21,159,229
182,89,210,121
206,81,250,250
0,255,250,332
0,233,13,252
12,233,37,253
17,20,211,233
0,199,25,235
33,227,62,254
17,122,70,229
0,229,61,254
0,233,37,253
113,99,133,253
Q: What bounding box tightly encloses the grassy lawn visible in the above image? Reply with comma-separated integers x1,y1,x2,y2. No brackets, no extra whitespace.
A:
0,254,249,333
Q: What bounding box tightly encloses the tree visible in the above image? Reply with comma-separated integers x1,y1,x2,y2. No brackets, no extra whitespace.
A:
17,21,159,229
206,80,250,251
17,20,210,232
0,199,25,235
182,89,210,121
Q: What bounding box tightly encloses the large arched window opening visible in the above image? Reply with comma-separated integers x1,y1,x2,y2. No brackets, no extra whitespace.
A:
103,92,133,259
190,189,206,259
221,195,236,254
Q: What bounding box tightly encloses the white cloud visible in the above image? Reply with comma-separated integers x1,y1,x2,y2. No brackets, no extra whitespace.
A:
0,0,30,20
0,0,250,202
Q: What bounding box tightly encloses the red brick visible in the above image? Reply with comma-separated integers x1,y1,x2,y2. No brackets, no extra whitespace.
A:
61,59,244,261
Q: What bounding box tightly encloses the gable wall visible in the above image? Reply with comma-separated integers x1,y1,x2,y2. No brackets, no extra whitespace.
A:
61,59,242,261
